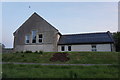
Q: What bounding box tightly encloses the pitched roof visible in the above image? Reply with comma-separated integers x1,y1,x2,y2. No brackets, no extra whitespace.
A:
58,31,114,45
13,12,59,35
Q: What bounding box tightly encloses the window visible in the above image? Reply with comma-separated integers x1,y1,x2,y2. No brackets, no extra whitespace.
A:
91,44,97,51
32,30,37,43
38,34,43,43
61,46,65,51
25,35,30,44
68,46,71,51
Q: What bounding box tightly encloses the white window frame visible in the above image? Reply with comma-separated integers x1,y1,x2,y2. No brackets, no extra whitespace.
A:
91,44,97,51
31,30,37,43
25,35,30,44
38,34,43,43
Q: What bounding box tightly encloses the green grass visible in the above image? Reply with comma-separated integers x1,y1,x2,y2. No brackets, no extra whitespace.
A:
2,52,119,64
2,52,119,78
2,64,119,78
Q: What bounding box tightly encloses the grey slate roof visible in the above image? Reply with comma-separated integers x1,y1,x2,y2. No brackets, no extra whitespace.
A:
58,31,114,45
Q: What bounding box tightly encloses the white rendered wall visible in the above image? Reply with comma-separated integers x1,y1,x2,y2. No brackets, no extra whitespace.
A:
15,43,113,52
96,44,111,52
15,44,54,52
58,45,91,52
58,44,112,52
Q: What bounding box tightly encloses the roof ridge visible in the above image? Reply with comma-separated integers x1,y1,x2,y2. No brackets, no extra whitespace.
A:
62,32,107,36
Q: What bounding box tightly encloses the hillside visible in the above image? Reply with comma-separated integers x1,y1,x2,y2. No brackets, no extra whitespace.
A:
2,52,119,64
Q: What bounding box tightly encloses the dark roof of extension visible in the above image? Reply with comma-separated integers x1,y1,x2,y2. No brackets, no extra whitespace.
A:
58,31,114,45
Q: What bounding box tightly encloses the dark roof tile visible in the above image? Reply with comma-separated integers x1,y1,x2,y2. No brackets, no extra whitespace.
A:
58,31,114,45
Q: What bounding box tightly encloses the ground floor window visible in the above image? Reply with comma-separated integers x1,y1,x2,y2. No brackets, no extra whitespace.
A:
61,46,65,51
91,44,97,51
68,46,71,51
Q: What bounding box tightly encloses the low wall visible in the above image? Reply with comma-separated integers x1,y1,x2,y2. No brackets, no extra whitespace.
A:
2,48,14,53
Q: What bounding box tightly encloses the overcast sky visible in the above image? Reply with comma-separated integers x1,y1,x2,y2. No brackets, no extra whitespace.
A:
1,2,118,48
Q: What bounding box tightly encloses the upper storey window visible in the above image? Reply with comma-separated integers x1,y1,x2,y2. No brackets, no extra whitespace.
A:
38,34,43,43
32,30,37,43
25,35,30,44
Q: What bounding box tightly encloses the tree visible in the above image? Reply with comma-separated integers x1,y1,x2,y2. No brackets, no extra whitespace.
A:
113,32,120,52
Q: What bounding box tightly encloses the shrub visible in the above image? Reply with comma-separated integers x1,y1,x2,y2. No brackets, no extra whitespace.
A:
20,51,23,53
24,51,32,53
38,51,43,54
15,51,19,53
113,32,120,52
35,51,38,53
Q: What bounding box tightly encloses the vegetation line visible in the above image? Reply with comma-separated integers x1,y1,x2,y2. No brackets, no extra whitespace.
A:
1,62,118,66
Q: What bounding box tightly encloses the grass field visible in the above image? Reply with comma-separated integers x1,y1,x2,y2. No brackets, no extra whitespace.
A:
2,52,119,78
2,52,119,64
2,64,119,78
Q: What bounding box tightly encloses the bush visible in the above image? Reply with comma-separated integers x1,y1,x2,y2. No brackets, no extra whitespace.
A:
21,51,23,53
38,51,43,54
15,51,19,53
24,51,32,53
35,51,38,53
113,32,120,52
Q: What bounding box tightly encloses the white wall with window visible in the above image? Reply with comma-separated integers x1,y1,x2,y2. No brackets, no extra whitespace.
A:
91,44,97,51
68,46,71,51
69,45,91,51
58,44,112,52
58,45,72,52
25,30,44,44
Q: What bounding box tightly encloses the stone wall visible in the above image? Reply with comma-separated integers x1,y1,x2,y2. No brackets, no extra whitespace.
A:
2,48,14,53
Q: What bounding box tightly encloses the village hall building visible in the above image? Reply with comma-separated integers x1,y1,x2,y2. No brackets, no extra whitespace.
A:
13,12,115,52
